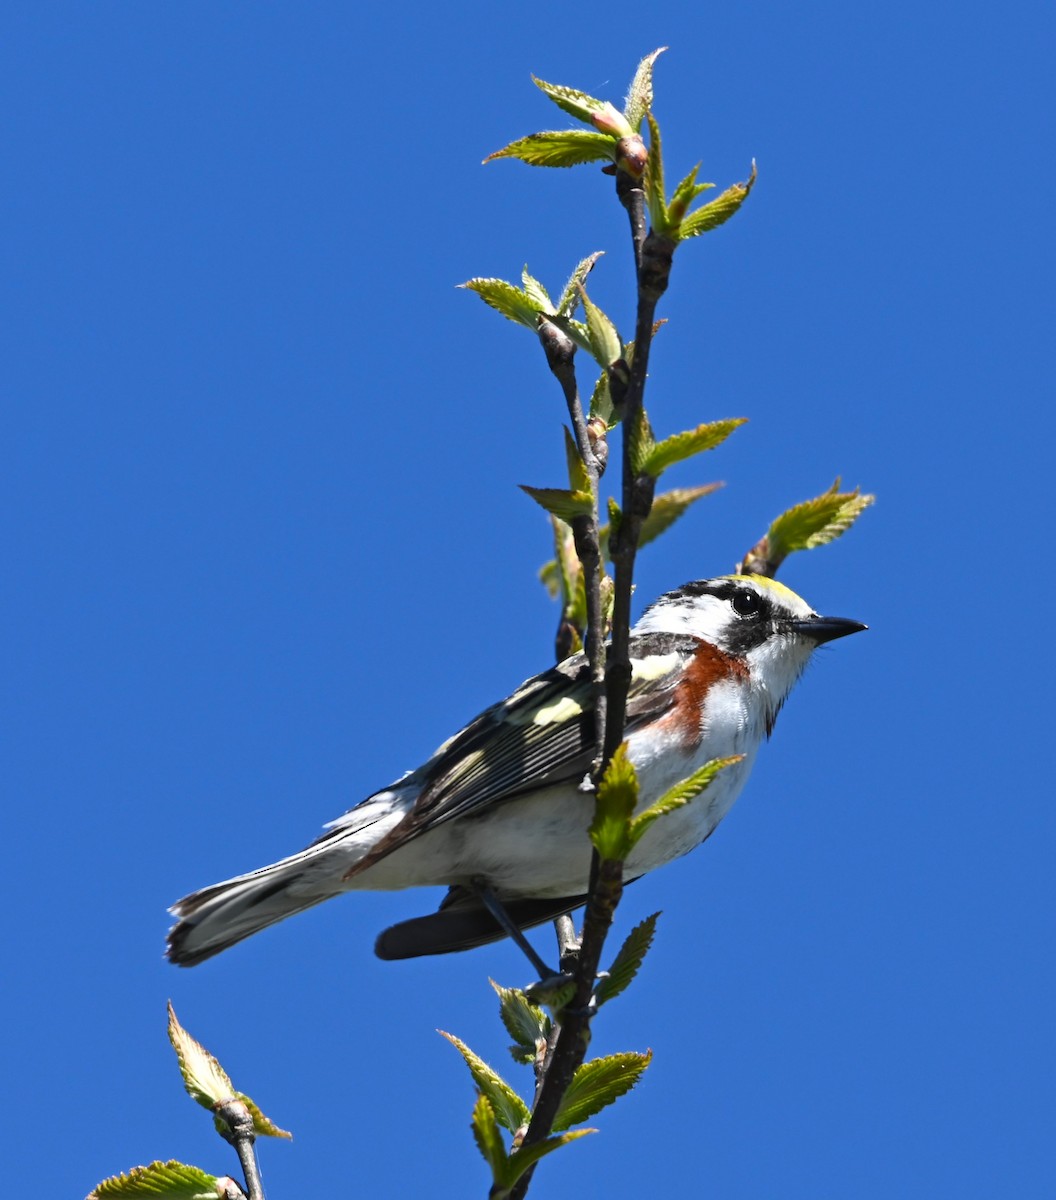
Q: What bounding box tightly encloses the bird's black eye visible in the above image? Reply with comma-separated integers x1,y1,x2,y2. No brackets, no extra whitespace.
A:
731,588,762,616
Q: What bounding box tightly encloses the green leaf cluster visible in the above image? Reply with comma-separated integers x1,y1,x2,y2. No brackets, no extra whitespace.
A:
631,414,747,479
767,479,875,561
471,1093,594,1199
739,479,875,576
645,112,756,243
167,1003,290,1139
591,745,743,861
89,1007,292,1200
462,256,600,341
484,49,665,172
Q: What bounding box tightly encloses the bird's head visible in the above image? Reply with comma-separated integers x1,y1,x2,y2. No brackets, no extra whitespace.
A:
636,573,866,720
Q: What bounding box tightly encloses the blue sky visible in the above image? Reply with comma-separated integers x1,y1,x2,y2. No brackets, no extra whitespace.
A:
3,4,1052,1198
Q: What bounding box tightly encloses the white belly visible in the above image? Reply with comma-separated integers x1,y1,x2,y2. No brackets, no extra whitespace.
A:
350,677,764,898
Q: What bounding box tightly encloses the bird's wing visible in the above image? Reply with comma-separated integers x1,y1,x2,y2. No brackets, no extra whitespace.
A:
341,630,701,876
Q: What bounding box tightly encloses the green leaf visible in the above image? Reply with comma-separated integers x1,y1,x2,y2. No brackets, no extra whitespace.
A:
563,426,592,496
628,756,744,851
167,1003,236,1111
668,163,714,225
440,1032,530,1133
589,743,638,860
637,483,723,549
88,1161,223,1199
578,286,622,368
552,1052,653,1131
640,417,746,478
470,1093,509,1187
236,1092,292,1140
595,912,660,1007
680,161,758,238
587,368,614,427
553,515,579,603
520,485,594,522
484,131,614,168
461,277,541,329
557,252,604,319
643,113,669,233
520,265,553,313
491,981,550,1064
531,76,611,125
628,407,657,477
596,484,720,562
566,547,588,630
623,47,667,132
167,1004,289,1140
766,479,875,562
503,1129,595,1189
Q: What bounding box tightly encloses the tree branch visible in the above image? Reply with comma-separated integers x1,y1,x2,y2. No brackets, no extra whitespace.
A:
508,182,677,1200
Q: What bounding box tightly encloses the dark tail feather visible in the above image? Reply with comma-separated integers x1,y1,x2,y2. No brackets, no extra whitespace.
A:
167,863,327,967
374,889,588,960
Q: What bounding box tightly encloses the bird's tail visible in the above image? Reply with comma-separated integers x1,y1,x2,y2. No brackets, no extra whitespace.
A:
166,793,410,966
166,847,333,967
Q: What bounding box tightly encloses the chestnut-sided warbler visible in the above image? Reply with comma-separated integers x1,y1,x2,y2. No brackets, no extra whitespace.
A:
167,574,864,967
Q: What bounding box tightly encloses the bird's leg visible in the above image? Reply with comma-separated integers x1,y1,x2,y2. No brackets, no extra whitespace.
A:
470,878,560,982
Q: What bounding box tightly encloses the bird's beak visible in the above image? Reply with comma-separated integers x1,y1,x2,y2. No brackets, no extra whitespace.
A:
791,615,868,644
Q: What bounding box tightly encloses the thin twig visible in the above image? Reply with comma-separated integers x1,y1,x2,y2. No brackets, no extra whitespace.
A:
216,1099,266,1200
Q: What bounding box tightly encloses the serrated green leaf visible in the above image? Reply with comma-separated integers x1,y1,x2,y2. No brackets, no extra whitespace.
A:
470,1093,509,1186
539,556,561,600
588,369,614,427
623,47,667,132
441,1032,530,1133
566,551,588,629
578,286,622,368
590,743,637,860
640,417,746,478
563,426,592,496
552,515,578,603
628,756,744,851
638,483,723,549
520,485,593,522
236,1092,291,1140
531,76,610,125
680,161,758,238
763,482,875,570
484,131,614,169
644,113,668,232
88,1161,223,1199
461,277,541,329
668,163,714,225
557,252,604,319
492,979,552,1056
628,407,657,477
521,265,553,313
167,1003,236,1111
552,1052,653,1131
595,913,660,1007
503,1129,596,1188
